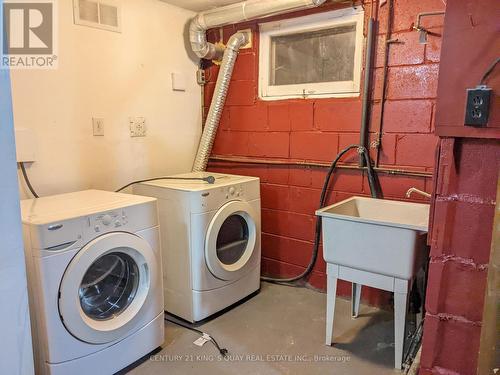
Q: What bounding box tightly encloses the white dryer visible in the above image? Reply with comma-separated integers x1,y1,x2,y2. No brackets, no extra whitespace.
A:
21,190,164,375
134,172,261,322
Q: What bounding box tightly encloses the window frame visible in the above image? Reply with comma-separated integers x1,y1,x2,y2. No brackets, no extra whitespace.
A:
258,7,365,101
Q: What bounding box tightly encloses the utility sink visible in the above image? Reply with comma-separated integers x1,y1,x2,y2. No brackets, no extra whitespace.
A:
316,197,430,280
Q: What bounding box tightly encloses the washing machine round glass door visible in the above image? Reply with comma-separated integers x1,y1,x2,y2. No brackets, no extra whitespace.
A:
205,200,258,281
58,232,156,344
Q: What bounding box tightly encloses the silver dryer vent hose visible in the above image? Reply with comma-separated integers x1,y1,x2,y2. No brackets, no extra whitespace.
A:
192,32,248,172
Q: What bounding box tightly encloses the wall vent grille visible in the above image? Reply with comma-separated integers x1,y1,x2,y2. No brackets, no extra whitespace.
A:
73,0,121,33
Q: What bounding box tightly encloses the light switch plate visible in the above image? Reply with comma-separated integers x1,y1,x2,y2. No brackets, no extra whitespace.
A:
92,118,104,136
171,72,186,91
130,117,146,137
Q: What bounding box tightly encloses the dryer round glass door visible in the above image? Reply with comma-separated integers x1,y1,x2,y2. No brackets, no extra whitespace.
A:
216,215,249,265
59,232,156,344
205,200,258,281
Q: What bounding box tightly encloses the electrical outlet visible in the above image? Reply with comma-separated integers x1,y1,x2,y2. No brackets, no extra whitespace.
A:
196,69,206,85
92,118,104,136
129,117,146,137
464,85,492,127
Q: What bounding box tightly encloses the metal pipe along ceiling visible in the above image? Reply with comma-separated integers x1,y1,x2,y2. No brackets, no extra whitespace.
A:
190,0,327,172
189,0,327,60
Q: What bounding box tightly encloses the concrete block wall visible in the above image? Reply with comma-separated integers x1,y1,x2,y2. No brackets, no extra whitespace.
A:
418,0,500,371
205,0,445,304
419,139,500,374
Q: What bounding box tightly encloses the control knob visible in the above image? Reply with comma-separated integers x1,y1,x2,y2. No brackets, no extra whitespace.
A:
102,214,112,226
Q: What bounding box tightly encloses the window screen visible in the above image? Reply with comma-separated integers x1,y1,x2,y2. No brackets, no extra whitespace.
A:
270,25,356,86
259,8,364,99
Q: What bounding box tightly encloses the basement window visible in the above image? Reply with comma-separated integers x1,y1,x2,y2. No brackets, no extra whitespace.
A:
259,8,364,100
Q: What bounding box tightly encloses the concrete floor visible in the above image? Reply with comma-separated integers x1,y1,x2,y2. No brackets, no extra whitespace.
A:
128,283,402,375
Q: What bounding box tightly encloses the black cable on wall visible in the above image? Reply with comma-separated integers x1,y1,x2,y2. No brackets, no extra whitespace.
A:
19,162,39,198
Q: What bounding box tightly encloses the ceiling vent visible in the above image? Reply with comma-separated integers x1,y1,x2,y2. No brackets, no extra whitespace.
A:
73,0,121,33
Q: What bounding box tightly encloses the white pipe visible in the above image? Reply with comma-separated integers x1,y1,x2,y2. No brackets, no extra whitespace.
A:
190,0,327,60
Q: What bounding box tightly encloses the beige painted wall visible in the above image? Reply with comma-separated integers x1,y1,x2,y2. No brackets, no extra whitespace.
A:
11,0,201,199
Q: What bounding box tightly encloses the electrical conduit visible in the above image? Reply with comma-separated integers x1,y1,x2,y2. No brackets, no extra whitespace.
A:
189,0,327,60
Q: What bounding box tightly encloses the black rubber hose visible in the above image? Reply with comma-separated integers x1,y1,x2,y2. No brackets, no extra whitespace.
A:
261,145,379,285
115,176,216,193
19,162,39,198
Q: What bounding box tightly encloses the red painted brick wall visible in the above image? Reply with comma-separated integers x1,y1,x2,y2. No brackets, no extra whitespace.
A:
419,139,499,375
418,1,500,373
205,0,443,305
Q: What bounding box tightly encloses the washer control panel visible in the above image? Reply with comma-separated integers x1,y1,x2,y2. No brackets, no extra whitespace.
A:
92,210,128,233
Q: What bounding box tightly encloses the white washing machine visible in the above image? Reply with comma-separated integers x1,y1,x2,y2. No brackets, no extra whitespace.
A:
134,172,261,322
20,190,164,375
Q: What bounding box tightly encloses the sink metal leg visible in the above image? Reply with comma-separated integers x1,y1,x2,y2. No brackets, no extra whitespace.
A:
326,265,339,346
394,280,410,370
351,283,362,318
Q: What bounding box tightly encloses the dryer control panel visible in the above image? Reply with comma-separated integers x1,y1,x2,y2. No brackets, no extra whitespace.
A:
224,184,244,199
92,210,129,234
194,181,260,213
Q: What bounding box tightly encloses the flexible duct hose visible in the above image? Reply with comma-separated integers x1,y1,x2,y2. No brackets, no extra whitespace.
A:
261,145,380,285
192,32,248,172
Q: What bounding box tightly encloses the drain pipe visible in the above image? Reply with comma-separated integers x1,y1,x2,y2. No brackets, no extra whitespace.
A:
190,0,327,171
359,17,375,167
